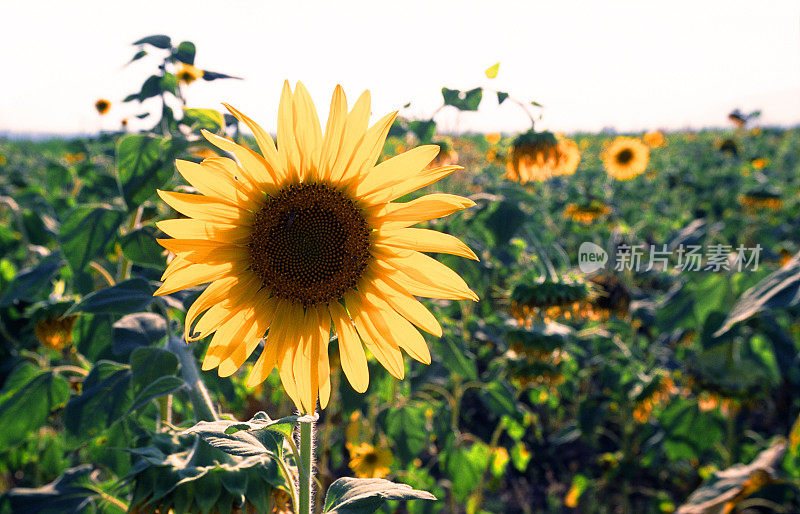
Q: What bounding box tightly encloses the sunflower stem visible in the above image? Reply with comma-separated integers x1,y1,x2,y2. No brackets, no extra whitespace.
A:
167,335,218,422
298,416,315,514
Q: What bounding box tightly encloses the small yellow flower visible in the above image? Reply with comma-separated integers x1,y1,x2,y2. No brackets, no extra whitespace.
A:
602,137,650,180
751,157,767,170
177,63,204,85
95,99,111,115
643,130,665,148
64,152,86,164
485,132,501,145
348,442,393,479
564,201,610,224
35,316,78,351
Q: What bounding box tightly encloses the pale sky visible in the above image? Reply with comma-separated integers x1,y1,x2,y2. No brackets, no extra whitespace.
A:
2,0,799,135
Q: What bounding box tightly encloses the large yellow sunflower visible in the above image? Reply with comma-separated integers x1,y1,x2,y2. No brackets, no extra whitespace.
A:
154,82,478,414
602,137,649,180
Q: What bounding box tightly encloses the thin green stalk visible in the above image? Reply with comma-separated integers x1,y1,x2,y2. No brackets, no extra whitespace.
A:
298,418,315,514
166,335,218,422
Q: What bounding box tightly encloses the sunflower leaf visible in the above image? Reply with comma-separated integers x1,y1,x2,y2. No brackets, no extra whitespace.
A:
58,205,125,272
66,278,154,316
174,41,196,65
322,477,436,513
182,419,281,459
133,35,171,49
116,134,175,208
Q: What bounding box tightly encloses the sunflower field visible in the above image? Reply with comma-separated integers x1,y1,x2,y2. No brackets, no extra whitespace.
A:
2,35,800,514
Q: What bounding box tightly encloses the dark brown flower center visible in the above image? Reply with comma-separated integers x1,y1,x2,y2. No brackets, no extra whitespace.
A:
363,451,379,464
248,182,371,307
616,148,634,165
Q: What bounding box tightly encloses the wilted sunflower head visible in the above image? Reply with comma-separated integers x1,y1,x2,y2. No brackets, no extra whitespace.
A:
177,63,204,85
94,99,110,115
718,137,739,156
506,130,560,183
602,137,650,180
154,81,478,414
564,200,610,224
348,442,393,479
739,188,782,212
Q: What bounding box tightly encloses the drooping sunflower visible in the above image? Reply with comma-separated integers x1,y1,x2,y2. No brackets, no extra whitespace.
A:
154,82,478,414
602,137,650,180
505,130,560,183
347,442,393,479
177,63,204,85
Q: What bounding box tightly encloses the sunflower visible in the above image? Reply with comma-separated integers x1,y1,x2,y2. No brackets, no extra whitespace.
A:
94,99,110,115
35,316,77,352
177,63,204,85
552,138,580,176
642,130,665,148
347,442,393,479
563,201,610,224
739,190,782,212
154,82,478,414
602,137,649,180
505,130,560,183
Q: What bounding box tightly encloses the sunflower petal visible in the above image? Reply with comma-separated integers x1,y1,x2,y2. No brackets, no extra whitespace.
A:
319,85,348,181
154,260,248,296
329,301,369,393
345,291,405,380
361,165,463,206
202,130,277,194
375,228,478,261
360,291,431,365
329,90,370,183
353,145,440,198
156,219,251,242
222,103,283,182
367,193,476,226
157,190,255,224
219,295,278,377
367,276,442,337
174,159,258,208
277,81,300,181
184,276,238,341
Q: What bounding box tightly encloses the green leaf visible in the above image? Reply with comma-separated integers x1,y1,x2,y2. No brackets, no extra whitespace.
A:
133,35,171,49
174,41,196,65
66,278,154,315
407,120,436,144
714,254,800,336
441,87,483,111
160,73,179,97
182,108,225,133
137,75,165,101
3,465,97,513
59,206,124,271
322,477,436,513
130,347,179,391
120,227,165,268
496,91,509,104
113,313,167,357
65,361,133,440
485,62,500,79
116,134,174,208
202,70,242,81
128,49,147,64
437,336,477,380
0,365,70,447
0,254,63,307
127,376,184,415
182,412,295,458
74,314,114,361
443,438,491,501
384,406,427,462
